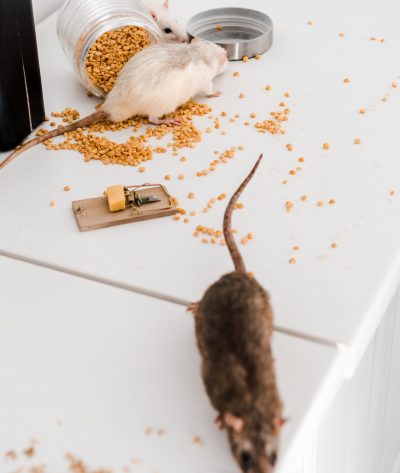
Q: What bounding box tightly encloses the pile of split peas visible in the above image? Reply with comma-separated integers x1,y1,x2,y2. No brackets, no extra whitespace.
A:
43,25,399,262
85,26,150,94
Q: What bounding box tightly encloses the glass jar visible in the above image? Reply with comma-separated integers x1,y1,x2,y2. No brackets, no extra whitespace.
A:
57,0,163,97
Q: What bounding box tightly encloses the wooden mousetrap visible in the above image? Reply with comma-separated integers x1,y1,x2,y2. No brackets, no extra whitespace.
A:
72,183,177,232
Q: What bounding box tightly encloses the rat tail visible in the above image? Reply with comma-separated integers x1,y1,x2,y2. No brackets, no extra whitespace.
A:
223,154,264,273
0,110,108,171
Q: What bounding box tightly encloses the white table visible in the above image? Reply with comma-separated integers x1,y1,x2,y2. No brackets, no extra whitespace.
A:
1,0,400,371
0,256,343,473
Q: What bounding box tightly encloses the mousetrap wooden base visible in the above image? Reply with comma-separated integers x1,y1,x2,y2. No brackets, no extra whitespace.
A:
72,184,177,232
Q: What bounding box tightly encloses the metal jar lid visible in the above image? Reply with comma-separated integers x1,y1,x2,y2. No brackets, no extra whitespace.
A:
187,7,273,61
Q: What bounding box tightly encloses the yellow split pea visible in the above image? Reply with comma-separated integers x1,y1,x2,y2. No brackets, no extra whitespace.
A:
85,26,150,94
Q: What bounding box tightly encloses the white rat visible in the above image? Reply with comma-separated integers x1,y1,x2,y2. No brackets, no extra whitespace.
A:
142,0,188,43
0,39,228,170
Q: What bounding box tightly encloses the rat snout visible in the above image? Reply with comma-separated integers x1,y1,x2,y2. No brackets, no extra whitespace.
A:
172,31,188,43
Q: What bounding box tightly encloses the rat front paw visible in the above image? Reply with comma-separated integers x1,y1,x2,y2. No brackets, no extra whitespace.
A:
187,302,199,315
207,90,222,98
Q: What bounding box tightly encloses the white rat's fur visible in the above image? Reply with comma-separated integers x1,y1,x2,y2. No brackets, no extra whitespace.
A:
103,39,228,122
142,0,187,43
0,40,228,170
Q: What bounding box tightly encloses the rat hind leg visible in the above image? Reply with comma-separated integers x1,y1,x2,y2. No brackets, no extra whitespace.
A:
149,116,181,126
203,79,222,99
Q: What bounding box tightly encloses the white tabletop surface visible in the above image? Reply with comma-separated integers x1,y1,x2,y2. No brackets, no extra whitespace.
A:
1,0,400,362
0,256,342,473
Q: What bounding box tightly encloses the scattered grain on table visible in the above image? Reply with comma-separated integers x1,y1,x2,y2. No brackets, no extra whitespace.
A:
286,201,294,212
192,435,203,447
255,107,290,135
4,450,17,461
44,100,210,167
23,447,35,458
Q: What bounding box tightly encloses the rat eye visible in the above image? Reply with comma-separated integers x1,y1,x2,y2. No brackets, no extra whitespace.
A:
163,27,173,34
240,452,254,470
269,452,278,466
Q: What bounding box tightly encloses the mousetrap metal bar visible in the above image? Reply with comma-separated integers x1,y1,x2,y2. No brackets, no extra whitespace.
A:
72,183,177,232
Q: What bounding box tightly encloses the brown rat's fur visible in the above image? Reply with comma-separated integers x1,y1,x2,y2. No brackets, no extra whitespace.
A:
192,155,285,473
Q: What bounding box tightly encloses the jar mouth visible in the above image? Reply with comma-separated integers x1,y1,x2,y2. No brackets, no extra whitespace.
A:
76,15,162,98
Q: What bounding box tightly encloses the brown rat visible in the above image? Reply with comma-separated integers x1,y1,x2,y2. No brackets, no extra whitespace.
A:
0,39,227,170
189,154,285,473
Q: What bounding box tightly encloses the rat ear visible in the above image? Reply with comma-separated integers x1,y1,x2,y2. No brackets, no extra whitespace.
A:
149,10,157,20
191,37,202,44
273,417,288,433
224,413,244,433
163,0,169,8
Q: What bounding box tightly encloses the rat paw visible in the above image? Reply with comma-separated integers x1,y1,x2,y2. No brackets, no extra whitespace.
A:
187,302,199,315
149,116,181,126
207,90,222,98
215,414,225,430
